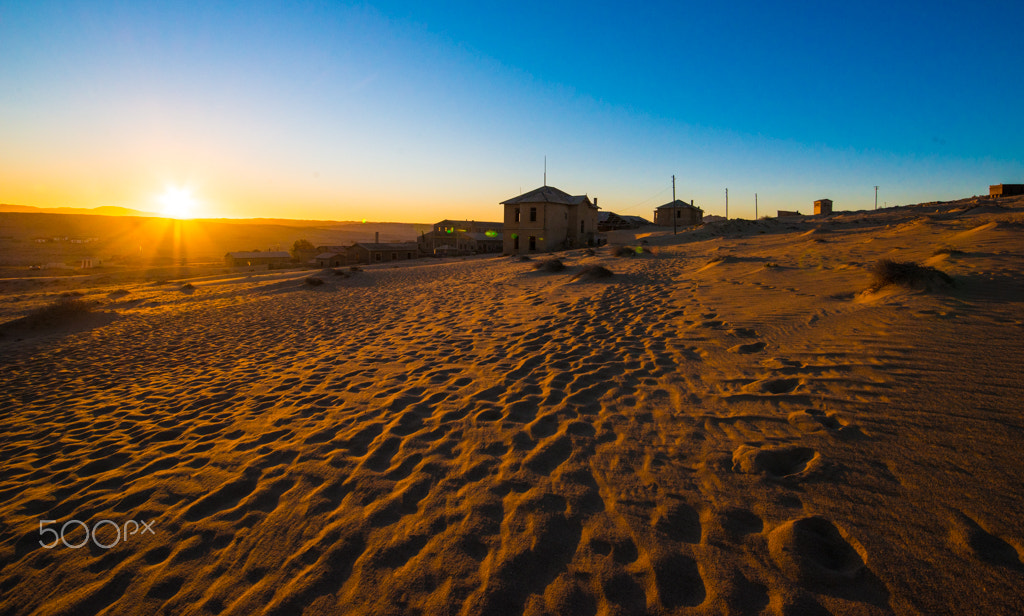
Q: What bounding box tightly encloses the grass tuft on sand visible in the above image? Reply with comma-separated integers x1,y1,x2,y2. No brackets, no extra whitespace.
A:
870,259,952,292
20,296,95,328
305,276,325,286
533,259,566,272
570,265,614,281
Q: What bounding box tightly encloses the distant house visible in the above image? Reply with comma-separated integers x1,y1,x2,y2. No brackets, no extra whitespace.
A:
501,185,599,254
598,211,650,231
990,184,1024,197
418,219,503,255
224,251,292,267
347,242,421,264
653,200,702,227
777,210,802,218
315,252,346,267
814,199,833,215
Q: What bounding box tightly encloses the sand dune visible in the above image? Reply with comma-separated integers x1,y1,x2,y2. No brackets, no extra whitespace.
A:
2,196,1023,615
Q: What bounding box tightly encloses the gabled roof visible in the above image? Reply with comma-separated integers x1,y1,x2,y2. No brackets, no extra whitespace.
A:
621,215,652,224
315,252,344,259
501,185,592,206
656,199,702,210
435,219,503,227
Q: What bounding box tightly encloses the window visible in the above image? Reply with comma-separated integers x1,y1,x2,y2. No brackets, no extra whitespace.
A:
529,236,536,251
407,252,412,259
676,209,681,218
391,252,397,260
581,221,585,233
514,208,520,222
375,253,382,261
513,235,519,249
529,207,537,222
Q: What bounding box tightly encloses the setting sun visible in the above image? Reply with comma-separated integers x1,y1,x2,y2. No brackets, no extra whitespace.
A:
158,186,198,219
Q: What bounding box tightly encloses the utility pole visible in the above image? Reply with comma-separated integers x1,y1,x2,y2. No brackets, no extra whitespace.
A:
672,175,677,235
544,156,547,187
874,185,879,210
755,193,758,219
725,188,729,219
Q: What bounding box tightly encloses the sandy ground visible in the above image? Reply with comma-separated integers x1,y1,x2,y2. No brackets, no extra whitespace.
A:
1,196,1023,615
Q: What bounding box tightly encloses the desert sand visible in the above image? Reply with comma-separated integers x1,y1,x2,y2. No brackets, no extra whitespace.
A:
1,196,1023,615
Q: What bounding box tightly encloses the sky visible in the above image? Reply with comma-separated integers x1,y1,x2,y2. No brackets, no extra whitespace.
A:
1,1,1022,222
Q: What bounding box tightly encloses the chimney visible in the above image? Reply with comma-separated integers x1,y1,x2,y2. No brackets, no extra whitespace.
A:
375,232,379,244
691,199,693,206
594,197,598,207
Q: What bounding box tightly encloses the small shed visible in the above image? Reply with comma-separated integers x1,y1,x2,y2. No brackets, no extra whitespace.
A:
316,252,346,268
225,251,292,267
653,200,703,227
990,184,1024,197
347,242,421,264
814,199,833,215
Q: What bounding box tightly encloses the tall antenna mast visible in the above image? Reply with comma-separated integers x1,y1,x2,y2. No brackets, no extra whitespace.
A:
544,156,547,187
725,188,729,219
672,175,677,235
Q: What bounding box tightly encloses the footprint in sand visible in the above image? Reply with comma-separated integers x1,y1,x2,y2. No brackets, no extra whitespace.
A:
949,511,1023,568
728,341,767,354
768,516,867,586
732,445,819,478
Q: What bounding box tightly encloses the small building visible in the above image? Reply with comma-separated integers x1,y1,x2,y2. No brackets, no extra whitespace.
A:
990,184,1024,197
225,251,292,267
653,200,702,227
814,199,833,215
777,210,802,218
501,185,599,254
347,242,421,264
315,252,346,268
419,220,503,255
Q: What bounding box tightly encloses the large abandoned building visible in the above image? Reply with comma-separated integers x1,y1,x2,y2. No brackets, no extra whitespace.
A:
501,186,599,254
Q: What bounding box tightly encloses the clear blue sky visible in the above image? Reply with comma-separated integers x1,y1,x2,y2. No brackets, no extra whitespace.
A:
1,1,1021,221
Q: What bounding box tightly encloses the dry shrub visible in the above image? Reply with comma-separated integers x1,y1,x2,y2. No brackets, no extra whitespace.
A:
516,255,532,262
305,276,325,286
870,259,952,292
533,259,565,272
332,268,350,277
108,289,130,299
932,245,964,256
180,282,195,291
571,265,614,281
349,266,363,272
614,246,643,257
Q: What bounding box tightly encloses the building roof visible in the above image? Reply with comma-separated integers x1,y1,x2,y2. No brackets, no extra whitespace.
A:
226,251,291,259
656,200,701,210
315,252,344,260
435,219,503,227
621,215,652,225
501,185,593,206
352,242,420,251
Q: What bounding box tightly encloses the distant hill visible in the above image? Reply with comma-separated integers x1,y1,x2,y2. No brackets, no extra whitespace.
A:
0,204,160,217
0,211,433,266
